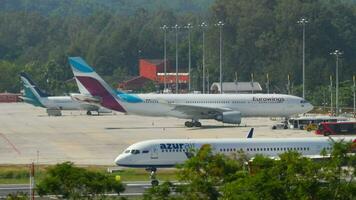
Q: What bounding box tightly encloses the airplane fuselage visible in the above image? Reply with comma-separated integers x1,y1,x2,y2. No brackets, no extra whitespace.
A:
119,93,313,118
115,137,356,168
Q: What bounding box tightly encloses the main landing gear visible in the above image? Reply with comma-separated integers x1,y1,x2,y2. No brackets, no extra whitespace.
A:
184,120,202,127
146,167,159,186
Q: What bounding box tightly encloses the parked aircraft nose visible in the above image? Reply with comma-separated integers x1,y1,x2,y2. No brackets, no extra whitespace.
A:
305,102,314,112
114,154,128,166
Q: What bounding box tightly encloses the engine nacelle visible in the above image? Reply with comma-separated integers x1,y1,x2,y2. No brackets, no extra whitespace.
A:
215,111,242,124
70,93,102,105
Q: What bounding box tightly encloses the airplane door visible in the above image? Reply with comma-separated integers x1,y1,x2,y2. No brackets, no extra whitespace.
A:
151,146,159,159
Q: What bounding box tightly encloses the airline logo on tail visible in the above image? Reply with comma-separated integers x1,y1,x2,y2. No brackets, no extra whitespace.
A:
69,57,128,112
19,72,47,107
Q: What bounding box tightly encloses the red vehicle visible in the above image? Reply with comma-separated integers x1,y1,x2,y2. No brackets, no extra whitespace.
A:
316,121,356,136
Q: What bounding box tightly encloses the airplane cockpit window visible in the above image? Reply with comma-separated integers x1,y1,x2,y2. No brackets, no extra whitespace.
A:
300,100,308,104
142,150,149,153
131,150,140,154
125,150,130,153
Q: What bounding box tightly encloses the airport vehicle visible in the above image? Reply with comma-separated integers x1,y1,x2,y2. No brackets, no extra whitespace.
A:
69,57,313,127
20,72,110,115
316,121,356,136
288,116,343,130
272,121,288,129
114,134,356,185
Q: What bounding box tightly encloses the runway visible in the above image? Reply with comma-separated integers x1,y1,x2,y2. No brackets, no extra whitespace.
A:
0,103,317,165
0,181,154,198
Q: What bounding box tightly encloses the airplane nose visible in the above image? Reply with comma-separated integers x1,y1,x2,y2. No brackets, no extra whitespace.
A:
306,103,314,112
114,155,123,166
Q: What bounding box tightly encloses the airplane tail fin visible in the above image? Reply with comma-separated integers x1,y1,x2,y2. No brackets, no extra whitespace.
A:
246,128,254,138
19,72,48,107
68,57,127,112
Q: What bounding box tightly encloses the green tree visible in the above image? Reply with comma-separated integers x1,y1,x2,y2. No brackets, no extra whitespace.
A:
37,162,124,199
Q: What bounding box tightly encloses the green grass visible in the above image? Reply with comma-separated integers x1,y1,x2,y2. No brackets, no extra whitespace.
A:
0,165,178,184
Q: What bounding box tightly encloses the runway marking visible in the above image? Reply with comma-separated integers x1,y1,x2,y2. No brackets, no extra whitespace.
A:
0,133,21,155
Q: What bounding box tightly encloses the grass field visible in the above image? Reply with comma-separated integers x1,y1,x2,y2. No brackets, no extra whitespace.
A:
0,164,178,184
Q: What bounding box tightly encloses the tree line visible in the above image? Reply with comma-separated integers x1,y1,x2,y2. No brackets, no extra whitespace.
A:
0,0,355,107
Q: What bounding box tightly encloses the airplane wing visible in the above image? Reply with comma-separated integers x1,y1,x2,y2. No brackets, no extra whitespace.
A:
170,103,232,118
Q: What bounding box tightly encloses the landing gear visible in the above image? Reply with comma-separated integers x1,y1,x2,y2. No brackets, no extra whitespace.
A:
86,111,92,115
147,167,159,186
184,120,202,127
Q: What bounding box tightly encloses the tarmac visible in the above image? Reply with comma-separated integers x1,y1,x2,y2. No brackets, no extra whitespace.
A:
0,103,319,165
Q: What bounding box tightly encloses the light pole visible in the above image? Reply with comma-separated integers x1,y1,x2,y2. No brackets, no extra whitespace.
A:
297,17,308,99
160,25,169,91
200,22,208,93
216,21,224,94
353,75,355,117
330,50,343,116
329,75,333,116
184,23,193,92
266,73,270,94
172,24,180,94
287,74,291,95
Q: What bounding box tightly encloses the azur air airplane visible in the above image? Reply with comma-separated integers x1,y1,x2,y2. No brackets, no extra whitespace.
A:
68,57,313,127
114,130,356,185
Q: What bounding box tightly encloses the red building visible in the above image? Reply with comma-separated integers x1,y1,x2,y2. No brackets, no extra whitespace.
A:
0,92,22,103
118,59,189,92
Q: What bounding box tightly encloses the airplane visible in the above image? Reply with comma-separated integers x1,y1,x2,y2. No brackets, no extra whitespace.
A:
68,57,313,127
114,133,356,185
20,72,111,116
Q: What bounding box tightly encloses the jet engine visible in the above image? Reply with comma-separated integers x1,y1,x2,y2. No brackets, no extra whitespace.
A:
215,111,241,124
70,93,102,105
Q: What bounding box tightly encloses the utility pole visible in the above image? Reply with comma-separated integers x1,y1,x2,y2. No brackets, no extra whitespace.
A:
287,74,291,95
184,23,193,92
216,21,224,94
330,75,333,116
235,72,238,93
29,162,35,200
330,50,343,116
297,18,308,99
160,25,169,91
251,73,254,94
353,75,355,117
172,24,180,94
207,68,210,94
200,22,208,93
266,73,270,94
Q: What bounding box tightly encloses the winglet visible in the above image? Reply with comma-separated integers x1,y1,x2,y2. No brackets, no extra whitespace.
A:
247,128,254,138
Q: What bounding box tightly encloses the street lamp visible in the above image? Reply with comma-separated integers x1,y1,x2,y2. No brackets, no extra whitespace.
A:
160,25,169,91
329,75,333,116
353,75,355,117
216,21,224,94
330,49,343,116
172,24,180,94
297,17,308,99
184,23,193,92
200,22,208,93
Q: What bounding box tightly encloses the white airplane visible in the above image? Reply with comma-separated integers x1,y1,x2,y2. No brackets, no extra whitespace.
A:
114,133,356,185
69,57,313,127
20,72,111,115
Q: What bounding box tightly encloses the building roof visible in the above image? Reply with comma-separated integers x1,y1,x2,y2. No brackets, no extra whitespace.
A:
118,76,154,90
144,59,166,66
211,82,262,93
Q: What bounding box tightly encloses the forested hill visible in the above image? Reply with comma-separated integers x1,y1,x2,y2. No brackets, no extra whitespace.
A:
0,0,355,108
0,0,214,15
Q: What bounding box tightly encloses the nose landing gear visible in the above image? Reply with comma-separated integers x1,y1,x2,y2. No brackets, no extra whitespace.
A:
146,167,159,186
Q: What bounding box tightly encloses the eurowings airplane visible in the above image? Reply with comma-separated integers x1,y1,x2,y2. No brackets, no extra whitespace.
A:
20,72,110,115
69,57,313,127
114,135,356,185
